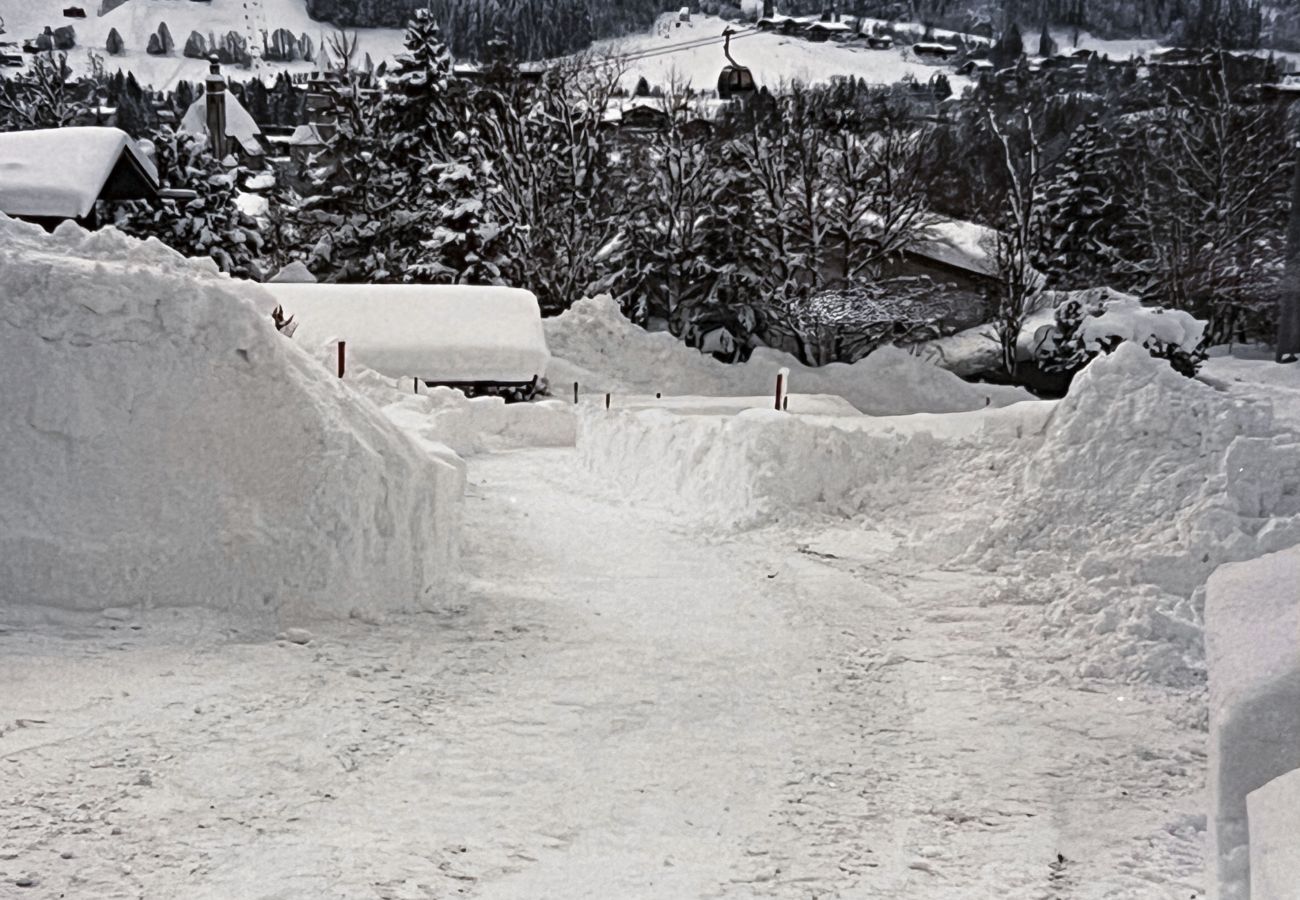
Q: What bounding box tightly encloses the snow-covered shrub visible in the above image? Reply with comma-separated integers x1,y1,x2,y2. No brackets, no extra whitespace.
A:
1034,290,1206,378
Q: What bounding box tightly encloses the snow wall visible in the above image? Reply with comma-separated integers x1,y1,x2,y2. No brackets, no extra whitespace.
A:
334,365,577,456
0,217,465,627
545,295,1032,415
1247,767,1300,900
1206,544,1300,900
583,343,1300,683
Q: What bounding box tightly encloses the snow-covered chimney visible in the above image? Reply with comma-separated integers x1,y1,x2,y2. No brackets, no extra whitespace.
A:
205,54,227,159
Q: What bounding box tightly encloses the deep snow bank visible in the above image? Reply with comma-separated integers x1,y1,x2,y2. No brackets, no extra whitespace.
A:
324,363,577,456
969,343,1300,683
580,400,1055,532
1248,768,1300,900
0,217,464,626
546,295,1031,415
1206,544,1300,900
581,342,1300,683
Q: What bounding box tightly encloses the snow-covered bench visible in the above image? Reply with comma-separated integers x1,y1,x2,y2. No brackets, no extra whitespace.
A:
263,283,551,398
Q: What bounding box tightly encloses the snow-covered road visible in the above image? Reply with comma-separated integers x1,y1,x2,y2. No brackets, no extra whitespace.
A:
1,448,1204,898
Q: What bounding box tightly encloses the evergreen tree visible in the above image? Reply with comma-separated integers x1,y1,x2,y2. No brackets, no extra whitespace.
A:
114,128,264,278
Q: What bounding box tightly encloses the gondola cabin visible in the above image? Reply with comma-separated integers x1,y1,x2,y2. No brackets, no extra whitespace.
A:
717,28,756,100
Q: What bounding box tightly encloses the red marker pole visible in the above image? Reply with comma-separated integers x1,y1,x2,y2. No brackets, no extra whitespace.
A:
574,382,579,404
774,371,785,410
337,340,346,379
605,392,611,410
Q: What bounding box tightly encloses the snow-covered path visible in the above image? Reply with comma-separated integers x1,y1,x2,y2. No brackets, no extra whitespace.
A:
1,448,1203,898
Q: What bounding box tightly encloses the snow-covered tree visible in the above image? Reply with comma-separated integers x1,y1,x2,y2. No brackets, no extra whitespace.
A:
0,52,94,131
113,128,264,278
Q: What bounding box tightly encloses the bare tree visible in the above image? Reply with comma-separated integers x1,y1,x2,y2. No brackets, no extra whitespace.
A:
325,29,360,76
987,107,1047,378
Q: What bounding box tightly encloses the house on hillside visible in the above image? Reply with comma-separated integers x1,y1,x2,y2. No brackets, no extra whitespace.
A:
179,58,267,167
866,34,894,49
807,20,854,42
0,126,159,229
912,42,958,61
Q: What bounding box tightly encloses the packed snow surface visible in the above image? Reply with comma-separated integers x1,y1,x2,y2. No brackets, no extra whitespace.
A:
545,295,1030,415
263,283,551,385
0,127,157,219
1248,768,1300,900
1206,544,1300,900
1202,349,1300,433
0,215,464,626
0,448,1207,898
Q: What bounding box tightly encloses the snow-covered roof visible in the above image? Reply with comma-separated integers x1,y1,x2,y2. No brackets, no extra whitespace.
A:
0,126,159,219
808,21,853,32
909,218,1001,277
913,42,958,53
180,92,264,156
285,123,326,147
261,284,551,384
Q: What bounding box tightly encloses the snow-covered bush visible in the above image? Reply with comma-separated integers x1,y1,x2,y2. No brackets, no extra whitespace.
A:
1037,291,1206,378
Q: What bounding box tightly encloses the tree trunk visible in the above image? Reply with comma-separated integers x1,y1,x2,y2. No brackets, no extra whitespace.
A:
1279,143,1300,362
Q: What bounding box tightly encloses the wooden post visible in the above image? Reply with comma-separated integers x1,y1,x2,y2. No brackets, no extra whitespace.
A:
337,340,346,378
574,381,579,404
783,396,789,411
414,377,419,394
774,369,787,410
605,392,611,409
656,392,661,399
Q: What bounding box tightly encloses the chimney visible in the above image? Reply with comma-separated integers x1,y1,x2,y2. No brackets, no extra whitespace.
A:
204,54,227,159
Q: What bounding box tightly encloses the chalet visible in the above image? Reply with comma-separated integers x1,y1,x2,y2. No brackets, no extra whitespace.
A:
957,58,993,76
1148,47,1202,67
0,126,159,229
912,42,958,61
866,34,894,50
756,14,793,31
806,20,854,42
180,58,267,166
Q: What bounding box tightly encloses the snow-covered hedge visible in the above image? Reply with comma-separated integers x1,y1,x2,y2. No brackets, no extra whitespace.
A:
0,216,465,628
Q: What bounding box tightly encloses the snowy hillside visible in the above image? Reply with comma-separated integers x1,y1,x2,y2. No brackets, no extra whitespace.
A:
592,14,974,93
1,0,407,89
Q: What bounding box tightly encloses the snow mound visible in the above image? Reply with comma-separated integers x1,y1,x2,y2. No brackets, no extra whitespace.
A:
332,363,577,456
580,401,1054,532
968,343,1300,684
1248,768,1300,900
546,295,1031,415
0,216,465,627
1206,544,1300,900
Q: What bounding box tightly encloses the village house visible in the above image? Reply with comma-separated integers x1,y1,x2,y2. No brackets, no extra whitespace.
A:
0,126,159,229
179,57,268,167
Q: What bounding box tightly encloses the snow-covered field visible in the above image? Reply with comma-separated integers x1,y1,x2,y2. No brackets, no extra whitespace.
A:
1,0,407,89
592,14,973,94
3,218,1300,897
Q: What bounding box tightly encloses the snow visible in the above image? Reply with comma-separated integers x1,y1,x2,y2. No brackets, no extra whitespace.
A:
968,343,1300,684
0,446,1207,898
179,91,263,155
0,0,408,90
545,295,1031,415
919,287,1206,377
261,283,551,385
581,340,1300,686
1201,349,1300,433
1248,768,1300,900
580,399,1054,530
600,393,864,417
333,363,577,456
1205,544,1300,900
591,13,972,94
0,214,464,626
0,126,157,219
